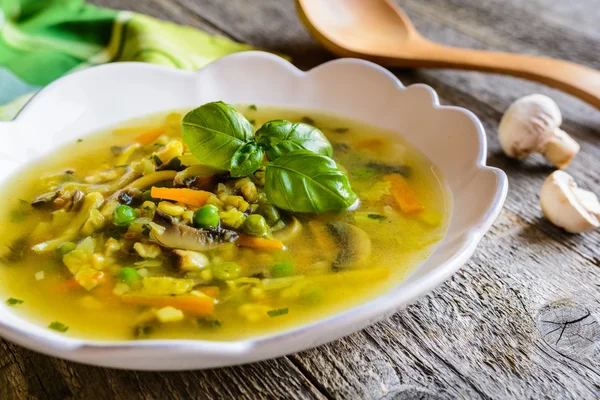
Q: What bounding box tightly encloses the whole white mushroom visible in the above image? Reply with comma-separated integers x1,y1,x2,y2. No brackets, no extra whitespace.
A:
498,94,580,169
540,171,600,233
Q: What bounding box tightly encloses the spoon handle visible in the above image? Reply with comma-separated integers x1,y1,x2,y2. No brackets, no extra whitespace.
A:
407,42,600,109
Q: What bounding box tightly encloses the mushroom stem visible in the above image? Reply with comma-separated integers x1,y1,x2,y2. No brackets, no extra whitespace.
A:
540,128,580,169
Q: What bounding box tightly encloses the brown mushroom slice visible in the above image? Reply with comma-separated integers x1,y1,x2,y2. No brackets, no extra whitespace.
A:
326,222,372,271
31,191,58,208
273,216,302,243
173,165,221,189
150,211,238,251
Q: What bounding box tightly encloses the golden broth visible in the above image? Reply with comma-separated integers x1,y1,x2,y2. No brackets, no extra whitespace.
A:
0,106,450,341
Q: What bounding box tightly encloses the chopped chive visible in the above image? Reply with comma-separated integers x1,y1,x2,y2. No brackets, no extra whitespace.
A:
6,298,23,306
48,321,69,332
267,308,289,317
248,104,257,111
134,323,154,338
333,127,349,133
367,214,387,221
152,154,163,166
249,119,256,126
77,138,83,143
198,318,222,328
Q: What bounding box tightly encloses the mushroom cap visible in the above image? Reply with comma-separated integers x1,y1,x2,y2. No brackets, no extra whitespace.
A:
499,94,562,159
540,171,600,233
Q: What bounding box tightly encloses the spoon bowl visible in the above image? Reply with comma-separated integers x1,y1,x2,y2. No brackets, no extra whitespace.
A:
297,0,600,109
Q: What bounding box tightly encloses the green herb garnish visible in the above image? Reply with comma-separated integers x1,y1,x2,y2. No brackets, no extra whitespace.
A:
255,120,332,160
267,308,289,317
6,298,23,306
248,104,257,111
367,214,387,221
300,116,315,125
48,321,69,332
265,151,357,213
182,102,254,170
231,142,264,178
181,101,357,214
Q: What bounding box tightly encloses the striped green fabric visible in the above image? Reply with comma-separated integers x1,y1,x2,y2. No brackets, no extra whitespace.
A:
0,0,254,120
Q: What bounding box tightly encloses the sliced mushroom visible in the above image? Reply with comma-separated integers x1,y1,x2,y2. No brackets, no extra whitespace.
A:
498,94,580,169
326,222,372,271
540,171,600,233
173,165,220,189
68,189,85,212
150,211,238,251
31,191,57,208
273,216,302,243
173,249,210,272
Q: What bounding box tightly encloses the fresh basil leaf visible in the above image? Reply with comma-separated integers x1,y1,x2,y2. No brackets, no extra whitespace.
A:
182,102,254,170
231,142,264,178
256,120,332,161
265,150,357,214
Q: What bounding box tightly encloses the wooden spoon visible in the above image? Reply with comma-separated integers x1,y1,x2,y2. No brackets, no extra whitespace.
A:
297,0,600,109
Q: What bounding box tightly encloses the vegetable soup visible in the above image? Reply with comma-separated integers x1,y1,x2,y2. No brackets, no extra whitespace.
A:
0,103,449,340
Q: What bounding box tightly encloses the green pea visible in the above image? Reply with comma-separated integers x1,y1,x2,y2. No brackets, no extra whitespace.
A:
113,205,136,226
193,205,220,229
119,267,140,284
212,262,241,281
55,242,77,258
271,262,294,278
256,203,280,226
242,214,269,237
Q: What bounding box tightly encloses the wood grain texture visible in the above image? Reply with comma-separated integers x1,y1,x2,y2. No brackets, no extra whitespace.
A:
2,0,600,399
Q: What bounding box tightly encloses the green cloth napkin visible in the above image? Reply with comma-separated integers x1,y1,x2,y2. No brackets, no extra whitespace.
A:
0,0,255,120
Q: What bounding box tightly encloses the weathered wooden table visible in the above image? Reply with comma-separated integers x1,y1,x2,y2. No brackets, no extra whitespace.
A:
2,1,600,398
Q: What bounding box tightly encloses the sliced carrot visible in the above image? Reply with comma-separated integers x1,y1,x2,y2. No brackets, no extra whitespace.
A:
237,234,285,250
135,126,166,144
150,187,212,207
121,295,215,316
53,278,82,293
383,174,424,214
197,286,220,298
358,138,385,149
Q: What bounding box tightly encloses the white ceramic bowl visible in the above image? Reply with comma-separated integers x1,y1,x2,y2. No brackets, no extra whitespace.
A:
0,51,507,370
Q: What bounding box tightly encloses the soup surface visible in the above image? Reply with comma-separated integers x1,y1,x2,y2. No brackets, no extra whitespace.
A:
0,105,449,341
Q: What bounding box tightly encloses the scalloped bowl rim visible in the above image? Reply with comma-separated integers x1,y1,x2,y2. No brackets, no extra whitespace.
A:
0,51,507,370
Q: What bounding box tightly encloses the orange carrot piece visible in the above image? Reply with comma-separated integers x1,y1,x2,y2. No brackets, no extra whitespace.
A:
121,295,215,316
135,126,166,144
383,174,424,214
358,138,385,149
197,286,220,299
53,279,82,293
150,187,212,207
237,234,285,250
